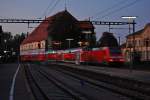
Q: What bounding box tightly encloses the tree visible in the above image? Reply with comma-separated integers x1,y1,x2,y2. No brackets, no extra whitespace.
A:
0,30,26,63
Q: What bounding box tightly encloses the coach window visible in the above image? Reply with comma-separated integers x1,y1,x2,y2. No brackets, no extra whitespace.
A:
38,43,41,49
29,44,30,49
41,42,44,48
34,43,36,49
33,43,35,49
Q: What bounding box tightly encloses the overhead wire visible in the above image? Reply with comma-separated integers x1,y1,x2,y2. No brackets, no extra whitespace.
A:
90,0,128,20
41,0,54,19
47,0,60,16
95,0,140,20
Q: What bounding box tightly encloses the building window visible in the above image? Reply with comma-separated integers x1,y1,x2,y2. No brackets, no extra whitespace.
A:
138,40,140,47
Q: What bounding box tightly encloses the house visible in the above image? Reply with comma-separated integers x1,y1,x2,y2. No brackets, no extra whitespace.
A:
98,32,119,47
122,23,150,62
20,10,95,57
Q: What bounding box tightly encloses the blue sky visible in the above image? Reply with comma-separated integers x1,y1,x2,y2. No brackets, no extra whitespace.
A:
0,0,150,43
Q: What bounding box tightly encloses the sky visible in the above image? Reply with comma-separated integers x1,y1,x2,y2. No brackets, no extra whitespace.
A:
0,0,150,43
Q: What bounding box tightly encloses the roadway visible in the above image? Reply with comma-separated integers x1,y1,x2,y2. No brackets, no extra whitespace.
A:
0,64,18,100
0,63,31,100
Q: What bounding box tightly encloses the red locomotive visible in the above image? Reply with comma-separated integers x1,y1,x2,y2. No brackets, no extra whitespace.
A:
47,47,124,65
20,46,124,65
20,11,124,66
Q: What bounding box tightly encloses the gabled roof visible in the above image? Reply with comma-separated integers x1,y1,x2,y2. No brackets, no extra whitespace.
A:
21,17,51,44
98,32,119,47
127,29,144,37
78,21,94,29
21,10,95,45
127,23,150,37
21,10,77,45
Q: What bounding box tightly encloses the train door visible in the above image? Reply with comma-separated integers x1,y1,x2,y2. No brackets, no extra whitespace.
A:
75,51,80,65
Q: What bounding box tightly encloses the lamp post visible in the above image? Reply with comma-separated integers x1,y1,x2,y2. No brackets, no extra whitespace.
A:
66,38,74,49
78,41,82,47
121,16,137,33
121,16,137,72
53,41,61,50
4,39,7,63
145,38,149,61
4,39,7,49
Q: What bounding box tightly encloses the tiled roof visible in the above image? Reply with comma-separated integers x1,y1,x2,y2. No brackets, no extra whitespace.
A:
127,29,144,37
98,32,119,47
79,21,94,29
21,17,51,44
127,23,150,37
21,10,75,45
21,10,95,45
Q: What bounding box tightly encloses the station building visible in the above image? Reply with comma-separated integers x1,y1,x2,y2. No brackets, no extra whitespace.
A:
122,23,150,62
20,10,96,56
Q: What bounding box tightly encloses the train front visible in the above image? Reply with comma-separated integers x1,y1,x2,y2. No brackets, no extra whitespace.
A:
107,47,125,65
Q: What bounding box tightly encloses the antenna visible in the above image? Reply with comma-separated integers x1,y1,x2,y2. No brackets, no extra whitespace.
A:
65,0,67,10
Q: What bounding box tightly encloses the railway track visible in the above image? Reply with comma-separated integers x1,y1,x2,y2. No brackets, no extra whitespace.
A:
23,64,89,100
27,63,131,100
23,63,150,100
47,63,150,100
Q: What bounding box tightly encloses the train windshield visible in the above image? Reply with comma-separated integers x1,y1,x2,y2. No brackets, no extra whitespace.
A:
109,48,122,55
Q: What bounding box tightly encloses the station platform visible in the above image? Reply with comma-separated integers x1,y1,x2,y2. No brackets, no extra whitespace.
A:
54,62,150,84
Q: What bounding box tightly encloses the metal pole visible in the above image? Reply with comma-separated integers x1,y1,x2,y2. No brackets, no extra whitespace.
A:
66,38,74,49
69,40,70,49
146,39,149,61
133,20,135,33
118,36,120,46
109,24,111,32
132,20,136,64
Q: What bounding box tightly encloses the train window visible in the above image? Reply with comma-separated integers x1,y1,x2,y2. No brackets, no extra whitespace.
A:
109,48,122,54
92,48,100,50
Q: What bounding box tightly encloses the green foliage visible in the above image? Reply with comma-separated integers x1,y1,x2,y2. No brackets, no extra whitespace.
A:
0,31,26,63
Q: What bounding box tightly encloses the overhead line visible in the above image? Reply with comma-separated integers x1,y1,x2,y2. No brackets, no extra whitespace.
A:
41,0,54,18
91,0,128,20
95,0,140,20
47,0,60,16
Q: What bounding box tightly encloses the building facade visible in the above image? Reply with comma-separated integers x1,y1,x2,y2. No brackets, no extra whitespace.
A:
122,23,150,62
20,10,96,57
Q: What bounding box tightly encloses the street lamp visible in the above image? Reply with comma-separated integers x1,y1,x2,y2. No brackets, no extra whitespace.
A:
53,41,62,50
145,38,149,61
121,16,137,72
121,16,137,33
4,50,7,53
78,41,82,47
4,39,7,51
66,38,74,49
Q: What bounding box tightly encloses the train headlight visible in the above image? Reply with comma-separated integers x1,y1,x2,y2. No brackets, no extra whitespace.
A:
119,59,125,62
109,58,114,62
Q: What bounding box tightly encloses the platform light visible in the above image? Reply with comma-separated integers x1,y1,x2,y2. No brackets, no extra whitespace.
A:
66,38,74,49
121,16,137,72
121,16,137,19
78,41,82,47
66,38,74,41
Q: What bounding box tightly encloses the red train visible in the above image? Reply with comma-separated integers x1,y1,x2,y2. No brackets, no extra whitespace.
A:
20,47,125,65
